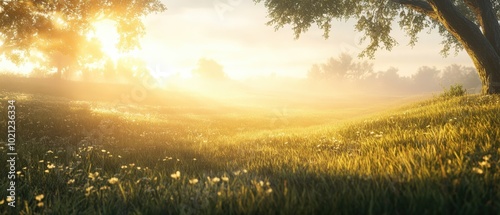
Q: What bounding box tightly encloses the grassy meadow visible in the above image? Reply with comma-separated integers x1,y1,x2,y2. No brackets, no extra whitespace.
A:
0,82,499,214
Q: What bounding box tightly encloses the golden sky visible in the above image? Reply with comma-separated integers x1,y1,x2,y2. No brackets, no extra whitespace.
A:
1,1,474,79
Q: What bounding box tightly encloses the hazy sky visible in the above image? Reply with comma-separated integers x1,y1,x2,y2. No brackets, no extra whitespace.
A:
136,0,474,79
1,1,475,79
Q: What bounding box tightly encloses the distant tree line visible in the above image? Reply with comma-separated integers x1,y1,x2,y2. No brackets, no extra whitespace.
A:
307,53,482,94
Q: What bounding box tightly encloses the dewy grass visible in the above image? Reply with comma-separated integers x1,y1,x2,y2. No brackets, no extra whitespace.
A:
0,91,499,214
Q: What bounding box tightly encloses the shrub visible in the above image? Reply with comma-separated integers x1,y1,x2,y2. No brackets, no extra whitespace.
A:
439,84,467,99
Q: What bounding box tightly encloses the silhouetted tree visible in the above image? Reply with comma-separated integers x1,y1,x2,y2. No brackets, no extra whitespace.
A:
412,66,441,92
192,58,227,80
308,53,374,81
255,0,500,94
441,64,481,89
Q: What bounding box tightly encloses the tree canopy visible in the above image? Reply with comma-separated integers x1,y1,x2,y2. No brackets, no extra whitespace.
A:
0,0,166,77
254,0,500,94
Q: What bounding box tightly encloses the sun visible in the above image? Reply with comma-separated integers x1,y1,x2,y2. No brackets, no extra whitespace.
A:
86,19,122,62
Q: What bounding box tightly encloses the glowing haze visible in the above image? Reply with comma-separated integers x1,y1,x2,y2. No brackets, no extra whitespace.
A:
135,0,473,79
1,1,474,79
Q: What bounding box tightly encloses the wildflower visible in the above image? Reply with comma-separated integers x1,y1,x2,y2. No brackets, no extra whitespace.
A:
108,177,119,185
46,150,54,154
44,170,49,173
483,155,491,161
171,171,181,179
266,188,273,194
47,164,56,169
37,202,44,207
189,178,199,185
479,161,491,168
89,172,99,180
67,179,75,185
35,194,44,201
16,171,21,175
212,177,220,183
129,163,135,167
243,169,248,173
193,158,197,161
221,176,229,182
101,149,106,153
85,186,94,196
233,170,241,176
100,186,110,191
0,199,4,205
39,160,44,163
259,180,264,187
121,165,128,169
472,167,484,174
6,196,14,202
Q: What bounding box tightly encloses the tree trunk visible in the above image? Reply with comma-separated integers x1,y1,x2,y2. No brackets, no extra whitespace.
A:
428,0,500,94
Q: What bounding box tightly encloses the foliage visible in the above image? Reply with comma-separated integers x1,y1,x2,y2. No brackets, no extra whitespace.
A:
253,0,500,58
0,0,166,76
439,84,467,99
1,89,499,214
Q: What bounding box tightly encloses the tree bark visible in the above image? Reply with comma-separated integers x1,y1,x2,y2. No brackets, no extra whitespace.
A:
426,0,500,94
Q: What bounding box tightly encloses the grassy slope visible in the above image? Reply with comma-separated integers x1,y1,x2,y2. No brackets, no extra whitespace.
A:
0,90,499,214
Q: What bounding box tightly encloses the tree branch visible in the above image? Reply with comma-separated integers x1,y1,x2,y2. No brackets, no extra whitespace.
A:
392,0,438,20
464,0,500,56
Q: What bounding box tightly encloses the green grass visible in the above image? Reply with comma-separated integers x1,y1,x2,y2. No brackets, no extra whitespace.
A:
0,89,499,214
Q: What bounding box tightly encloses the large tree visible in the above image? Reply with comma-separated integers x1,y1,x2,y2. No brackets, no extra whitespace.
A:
0,0,166,78
254,0,500,94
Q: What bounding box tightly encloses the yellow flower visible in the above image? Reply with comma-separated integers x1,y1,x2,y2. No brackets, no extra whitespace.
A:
67,179,75,185
212,177,220,183
37,202,44,207
472,167,484,174
47,164,56,169
88,172,99,180
266,188,273,194
108,177,119,185
35,194,44,201
479,161,491,168
189,178,199,185
221,176,229,182
170,171,181,179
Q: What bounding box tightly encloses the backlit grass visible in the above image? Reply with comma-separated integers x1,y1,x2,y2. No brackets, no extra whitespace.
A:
0,90,499,214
